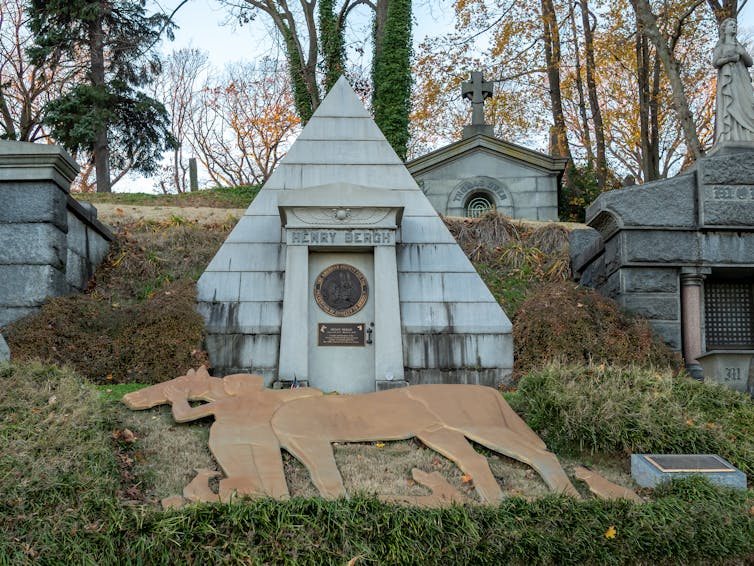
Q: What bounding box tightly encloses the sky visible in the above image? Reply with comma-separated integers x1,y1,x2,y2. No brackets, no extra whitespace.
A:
124,0,754,192
159,0,753,66
159,0,453,66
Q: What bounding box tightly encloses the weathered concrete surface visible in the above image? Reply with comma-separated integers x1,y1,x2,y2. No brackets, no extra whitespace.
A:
408,137,566,221
0,332,9,362
0,141,113,327
198,78,513,390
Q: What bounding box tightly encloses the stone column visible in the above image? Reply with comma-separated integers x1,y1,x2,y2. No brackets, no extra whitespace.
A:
373,245,405,389
278,245,309,382
680,269,706,380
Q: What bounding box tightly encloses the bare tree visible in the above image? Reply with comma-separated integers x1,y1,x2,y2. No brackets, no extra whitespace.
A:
151,48,209,193
631,0,705,161
189,60,301,187
0,0,79,141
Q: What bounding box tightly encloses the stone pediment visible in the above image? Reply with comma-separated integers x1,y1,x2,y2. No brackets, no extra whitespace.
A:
406,135,568,177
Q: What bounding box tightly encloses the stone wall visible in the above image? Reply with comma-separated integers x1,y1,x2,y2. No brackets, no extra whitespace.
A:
0,141,112,327
571,142,754,390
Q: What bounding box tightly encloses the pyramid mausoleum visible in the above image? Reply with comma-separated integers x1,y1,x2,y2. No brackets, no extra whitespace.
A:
197,78,512,393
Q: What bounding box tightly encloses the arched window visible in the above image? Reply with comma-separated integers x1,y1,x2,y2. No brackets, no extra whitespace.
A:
465,192,495,218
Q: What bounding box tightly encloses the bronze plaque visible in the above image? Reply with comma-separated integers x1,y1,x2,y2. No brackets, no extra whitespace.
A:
318,323,366,346
645,454,735,473
313,263,368,317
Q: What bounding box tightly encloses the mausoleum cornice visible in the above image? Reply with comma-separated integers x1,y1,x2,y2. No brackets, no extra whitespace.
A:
406,135,569,176
0,140,79,190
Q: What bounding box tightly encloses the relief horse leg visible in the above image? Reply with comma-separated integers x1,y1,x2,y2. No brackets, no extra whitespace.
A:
279,435,347,499
415,426,504,504
208,435,266,501
463,428,579,497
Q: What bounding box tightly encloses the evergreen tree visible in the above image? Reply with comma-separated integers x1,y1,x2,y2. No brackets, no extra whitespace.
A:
371,0,412,161
28,0,176,192
318,0,345,94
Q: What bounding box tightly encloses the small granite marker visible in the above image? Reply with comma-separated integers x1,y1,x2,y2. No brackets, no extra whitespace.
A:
0,332,9,362
631,454,746,490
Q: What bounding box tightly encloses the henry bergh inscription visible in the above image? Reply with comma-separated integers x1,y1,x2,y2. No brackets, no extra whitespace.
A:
288,229,393,246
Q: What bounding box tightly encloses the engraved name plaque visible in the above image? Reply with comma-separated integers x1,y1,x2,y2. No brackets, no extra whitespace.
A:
318,323,366,346
644,454,735,473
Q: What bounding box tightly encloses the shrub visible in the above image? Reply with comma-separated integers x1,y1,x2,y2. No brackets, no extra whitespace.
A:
4,220,230,384
444,213,574,315
4,281,207,384
92,220,231,304
511,364,754,474
513,281,680,375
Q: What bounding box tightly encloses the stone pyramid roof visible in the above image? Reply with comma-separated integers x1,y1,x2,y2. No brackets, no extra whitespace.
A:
197,77,512,382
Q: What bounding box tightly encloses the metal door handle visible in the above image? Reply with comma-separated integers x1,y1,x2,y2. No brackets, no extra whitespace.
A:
366,322,374,344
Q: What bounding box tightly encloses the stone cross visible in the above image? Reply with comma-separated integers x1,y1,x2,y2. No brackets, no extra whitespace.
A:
462,72,494,126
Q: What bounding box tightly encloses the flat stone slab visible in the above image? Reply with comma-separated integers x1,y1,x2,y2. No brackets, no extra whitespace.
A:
631,454,746,489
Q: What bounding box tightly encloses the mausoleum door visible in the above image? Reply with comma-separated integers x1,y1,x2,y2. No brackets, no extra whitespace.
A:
308,252,375,393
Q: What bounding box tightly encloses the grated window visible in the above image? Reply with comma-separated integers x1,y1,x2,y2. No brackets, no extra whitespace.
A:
704,281,754,349
465,194,495,218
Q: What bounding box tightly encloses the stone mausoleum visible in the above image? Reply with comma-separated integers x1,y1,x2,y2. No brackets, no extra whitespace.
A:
570,18,754,395
197,78,512,393
407,72,567,221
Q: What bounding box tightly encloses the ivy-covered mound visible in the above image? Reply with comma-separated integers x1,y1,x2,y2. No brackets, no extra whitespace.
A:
513,281,681,376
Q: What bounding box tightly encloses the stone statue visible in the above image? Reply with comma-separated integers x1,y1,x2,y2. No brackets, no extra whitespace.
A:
713,18,754,143
123,366,580,505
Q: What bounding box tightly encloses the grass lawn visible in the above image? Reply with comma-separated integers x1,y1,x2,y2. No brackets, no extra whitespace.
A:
1,208,752,563
1,362,753,564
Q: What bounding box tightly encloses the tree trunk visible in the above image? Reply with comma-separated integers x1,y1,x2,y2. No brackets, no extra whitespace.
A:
540,0,573,163
636,28,651,181
371,0,411,160
373,0,389,61
90,7,111,193
649,55,661,176
255,0,320,123
705,0,737,23
568,3,594,165
319,0,345,92
632,0,703,161
579,0,607,189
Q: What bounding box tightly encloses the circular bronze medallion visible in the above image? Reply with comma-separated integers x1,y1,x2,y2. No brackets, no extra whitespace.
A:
314,263,368,317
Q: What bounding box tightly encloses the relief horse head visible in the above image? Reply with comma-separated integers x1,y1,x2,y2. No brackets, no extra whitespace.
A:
122,365,234,409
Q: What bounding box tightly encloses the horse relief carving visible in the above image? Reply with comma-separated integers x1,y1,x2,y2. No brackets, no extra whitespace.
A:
122,366,579,504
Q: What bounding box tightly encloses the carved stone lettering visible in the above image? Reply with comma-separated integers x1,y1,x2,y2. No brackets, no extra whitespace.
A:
287,229,394,246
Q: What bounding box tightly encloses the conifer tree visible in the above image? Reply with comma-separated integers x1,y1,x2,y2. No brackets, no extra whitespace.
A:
28,0,176,192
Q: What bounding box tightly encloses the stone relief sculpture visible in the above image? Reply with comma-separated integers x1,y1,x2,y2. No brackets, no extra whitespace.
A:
123,366,579,504
713,18,754,143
